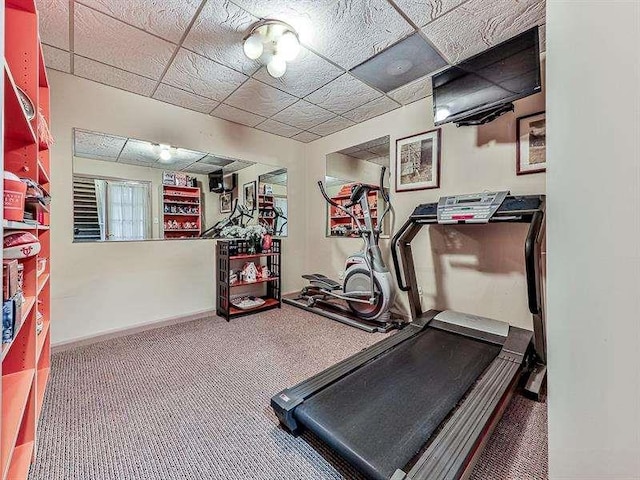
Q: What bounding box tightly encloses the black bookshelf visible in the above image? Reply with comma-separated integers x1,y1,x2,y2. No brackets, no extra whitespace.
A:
216,239,282,321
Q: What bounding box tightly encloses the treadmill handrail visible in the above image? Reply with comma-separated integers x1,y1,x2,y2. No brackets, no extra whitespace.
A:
392,194,546,359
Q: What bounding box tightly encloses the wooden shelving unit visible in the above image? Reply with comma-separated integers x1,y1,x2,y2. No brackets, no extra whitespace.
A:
216,239,281,321
162,185,201,239
2,2,52,478
258,193,275,230
328,183,380,237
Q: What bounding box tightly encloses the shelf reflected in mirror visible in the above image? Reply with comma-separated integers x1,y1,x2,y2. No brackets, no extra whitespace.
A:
325,135,391,238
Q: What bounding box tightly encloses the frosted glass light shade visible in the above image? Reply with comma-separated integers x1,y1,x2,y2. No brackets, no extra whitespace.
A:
267,56,287,78
243,34,264,60
277,31,300,61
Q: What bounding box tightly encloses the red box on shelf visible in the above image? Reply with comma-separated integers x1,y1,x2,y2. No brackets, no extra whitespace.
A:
4,173,27,221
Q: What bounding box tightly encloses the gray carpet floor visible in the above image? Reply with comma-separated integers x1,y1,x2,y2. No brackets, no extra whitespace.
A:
30,305,547,479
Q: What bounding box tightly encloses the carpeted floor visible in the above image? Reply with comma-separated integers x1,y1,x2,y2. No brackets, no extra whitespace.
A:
30,305,547,479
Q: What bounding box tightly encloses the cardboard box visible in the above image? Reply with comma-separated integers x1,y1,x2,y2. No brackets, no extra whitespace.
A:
3,259,18,301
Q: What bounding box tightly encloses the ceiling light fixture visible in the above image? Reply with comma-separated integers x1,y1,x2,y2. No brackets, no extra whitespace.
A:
243,19,300,78
156,144,174,162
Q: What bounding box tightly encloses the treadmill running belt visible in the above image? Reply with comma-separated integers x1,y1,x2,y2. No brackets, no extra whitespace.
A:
294,328,501,480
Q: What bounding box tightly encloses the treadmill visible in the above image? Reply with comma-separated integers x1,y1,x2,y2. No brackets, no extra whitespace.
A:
271,192,546,480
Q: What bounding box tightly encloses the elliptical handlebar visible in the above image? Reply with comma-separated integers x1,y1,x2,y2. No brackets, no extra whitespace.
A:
317,180,361,225
376,167,391,235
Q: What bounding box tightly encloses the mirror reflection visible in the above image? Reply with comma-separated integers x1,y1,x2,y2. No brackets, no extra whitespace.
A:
325,136,391,238
72,129,288,242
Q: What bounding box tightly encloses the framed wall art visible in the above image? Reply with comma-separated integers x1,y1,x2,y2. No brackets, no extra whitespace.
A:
220,192,232,214
395,129,441,192
243,181,256,211
517,111,546,175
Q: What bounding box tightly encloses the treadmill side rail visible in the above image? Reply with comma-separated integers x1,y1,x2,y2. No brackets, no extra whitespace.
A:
271,311,439,433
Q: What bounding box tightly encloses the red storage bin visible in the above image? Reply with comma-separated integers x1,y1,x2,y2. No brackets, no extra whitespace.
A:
3,172,26,222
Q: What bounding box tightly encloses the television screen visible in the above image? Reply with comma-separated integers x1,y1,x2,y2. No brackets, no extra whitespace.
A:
208,170,224,193
432,27,541,126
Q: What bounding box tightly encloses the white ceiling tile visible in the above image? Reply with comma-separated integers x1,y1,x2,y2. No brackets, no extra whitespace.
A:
305,74,382,115
78,0,201,43
229,0,335,44
271,100,335,130
342,96,400,123
42,44,71,73
252,48,343,98
256,119,302,138
162,49,248,101
199,155,235,167
292,131,321,143
74,129,127,160
74,3,175,78
183,0,261,75
393,0,467,27
211,104,266,127
118,139,161,163
224,79,297,117
172,148,208,163
224,160,255,173
388,75,433,105
182,162,221,174
421,0,545,63
309,116,355,136
36,0,69,49
153,84,219,114
307,0,415,70
74,56,157,96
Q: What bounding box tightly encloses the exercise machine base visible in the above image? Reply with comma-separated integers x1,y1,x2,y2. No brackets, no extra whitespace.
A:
283,292,401,333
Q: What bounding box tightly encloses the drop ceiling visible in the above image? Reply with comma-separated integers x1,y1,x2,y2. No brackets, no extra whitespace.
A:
73,128,255,174
39,0,546,143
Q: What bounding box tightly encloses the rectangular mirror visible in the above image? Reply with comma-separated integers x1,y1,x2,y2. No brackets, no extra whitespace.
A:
325,136,391,238
258,168,288,236
72,128,287,242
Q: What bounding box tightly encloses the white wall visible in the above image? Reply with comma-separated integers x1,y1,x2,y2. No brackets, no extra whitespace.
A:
49,70,305,345
305,87,545,329
546,2,640,479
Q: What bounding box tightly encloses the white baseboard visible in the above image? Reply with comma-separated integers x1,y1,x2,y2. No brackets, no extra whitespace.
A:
51,309,217,354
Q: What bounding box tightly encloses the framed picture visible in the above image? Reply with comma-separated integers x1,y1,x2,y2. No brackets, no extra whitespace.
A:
395,129,441,192
243,181,256,211
220,192,232,214
162,170,176,186
517,111,546,175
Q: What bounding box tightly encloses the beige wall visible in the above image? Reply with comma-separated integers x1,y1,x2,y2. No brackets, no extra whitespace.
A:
305,84,545,329
547,2,640,478
326,152,383,186
49,70,305,345
51,60,544,343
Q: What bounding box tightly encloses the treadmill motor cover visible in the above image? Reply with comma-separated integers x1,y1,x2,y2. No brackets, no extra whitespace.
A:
293,328,501,480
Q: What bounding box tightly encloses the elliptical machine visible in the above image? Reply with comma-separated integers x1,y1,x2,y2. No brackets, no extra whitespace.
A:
200,199,254,238
284,167,397,333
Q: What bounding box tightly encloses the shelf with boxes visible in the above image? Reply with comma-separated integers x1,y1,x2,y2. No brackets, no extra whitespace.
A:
328,183,380,237
216,239,281,321
2,1,53,478
161,172,202,239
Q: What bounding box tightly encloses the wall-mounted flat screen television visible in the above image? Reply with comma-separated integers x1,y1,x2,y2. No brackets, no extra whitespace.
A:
432,26,541,126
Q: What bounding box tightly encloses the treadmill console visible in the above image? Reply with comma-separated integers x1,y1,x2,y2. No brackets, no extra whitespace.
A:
437,191,509,224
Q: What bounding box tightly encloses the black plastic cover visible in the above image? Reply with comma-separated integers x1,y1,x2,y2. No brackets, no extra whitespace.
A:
294,329,501,480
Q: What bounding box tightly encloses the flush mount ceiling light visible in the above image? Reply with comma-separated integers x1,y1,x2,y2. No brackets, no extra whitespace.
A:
243,19,300,78
152,143,176,163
